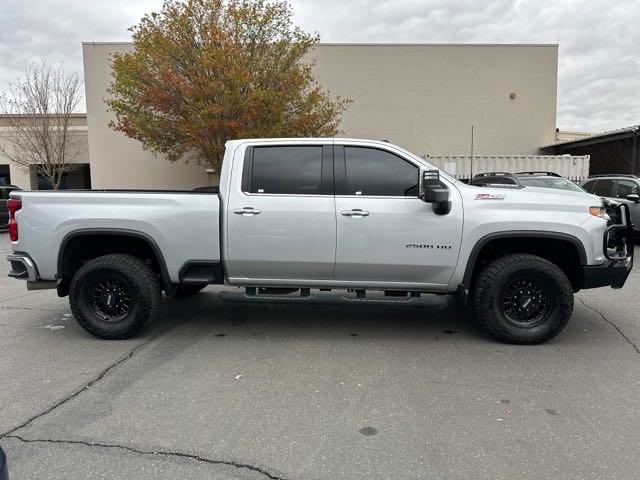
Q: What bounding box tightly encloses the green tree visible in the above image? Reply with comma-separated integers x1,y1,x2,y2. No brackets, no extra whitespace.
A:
108,0,350,171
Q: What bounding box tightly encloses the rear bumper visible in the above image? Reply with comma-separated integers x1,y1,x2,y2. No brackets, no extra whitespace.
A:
7,253,38,281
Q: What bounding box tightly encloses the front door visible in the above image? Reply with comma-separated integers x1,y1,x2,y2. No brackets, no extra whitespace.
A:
333,145,463,288
225,144,336,281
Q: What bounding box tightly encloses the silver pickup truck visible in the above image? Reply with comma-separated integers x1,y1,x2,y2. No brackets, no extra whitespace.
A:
6,138,635,344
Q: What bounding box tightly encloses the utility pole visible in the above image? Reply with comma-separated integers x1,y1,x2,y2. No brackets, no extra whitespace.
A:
470,125,475,181
632,127,638,176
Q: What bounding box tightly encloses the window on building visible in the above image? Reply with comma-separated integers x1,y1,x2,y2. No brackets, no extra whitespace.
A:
248,146,324,195
344,147,418,196
0,165,10,186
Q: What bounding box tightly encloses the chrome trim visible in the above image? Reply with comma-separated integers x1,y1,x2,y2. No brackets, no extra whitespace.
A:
7,254,38,281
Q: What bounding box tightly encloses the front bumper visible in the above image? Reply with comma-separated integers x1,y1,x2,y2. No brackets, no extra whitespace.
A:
582,202,634,290
582,257,632,289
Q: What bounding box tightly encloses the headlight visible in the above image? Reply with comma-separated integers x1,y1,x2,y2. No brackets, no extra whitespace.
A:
589,206,610,220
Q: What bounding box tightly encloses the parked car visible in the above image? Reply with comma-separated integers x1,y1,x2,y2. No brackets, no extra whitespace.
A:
580,175,640,237
470,172,520,187
472,171,586,194
6,138,634,344
515,172,586,193
0,185,21,229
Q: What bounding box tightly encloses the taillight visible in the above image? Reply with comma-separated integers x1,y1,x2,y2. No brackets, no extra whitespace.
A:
7,197,21,241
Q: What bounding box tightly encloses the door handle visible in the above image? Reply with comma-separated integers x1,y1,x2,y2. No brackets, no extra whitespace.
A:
341,209,370,217
233,207,261,216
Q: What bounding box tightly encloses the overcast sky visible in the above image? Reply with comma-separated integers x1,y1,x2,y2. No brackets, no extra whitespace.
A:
0,0,638,132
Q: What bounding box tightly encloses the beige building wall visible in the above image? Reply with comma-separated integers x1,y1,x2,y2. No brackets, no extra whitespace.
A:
313,44,557,157
0,114,89,190
83,43,208,189
83,42,558,188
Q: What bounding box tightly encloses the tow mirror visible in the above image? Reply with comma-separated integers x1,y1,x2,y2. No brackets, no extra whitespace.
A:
625,193,640,203
419,169,451,215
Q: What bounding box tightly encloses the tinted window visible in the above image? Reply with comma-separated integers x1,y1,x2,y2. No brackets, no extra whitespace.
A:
615,180,639,198
518,176,585,192
581,180,597,193
592,179,615,197
249,146,324,195
344,147,418,196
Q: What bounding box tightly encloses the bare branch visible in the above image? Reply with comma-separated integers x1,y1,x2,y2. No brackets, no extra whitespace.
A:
0,61,83,189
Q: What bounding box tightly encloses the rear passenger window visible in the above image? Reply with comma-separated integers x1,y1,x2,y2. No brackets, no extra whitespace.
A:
592,180,615,197
248,146,324,195
343,147,418,196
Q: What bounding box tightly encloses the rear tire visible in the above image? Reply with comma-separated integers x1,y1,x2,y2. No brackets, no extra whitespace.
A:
473,254,573,344
69,254,161,339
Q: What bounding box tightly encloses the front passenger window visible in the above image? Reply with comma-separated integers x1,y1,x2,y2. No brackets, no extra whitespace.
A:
615,180,639,198
343,147,418,196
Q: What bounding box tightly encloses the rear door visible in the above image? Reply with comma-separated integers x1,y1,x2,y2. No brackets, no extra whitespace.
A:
333,144,464,288
225,143,336,282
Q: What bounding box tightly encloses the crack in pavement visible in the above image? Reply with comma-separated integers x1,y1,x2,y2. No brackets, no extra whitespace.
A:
5,435,290,480
0,305,68,312
577,297,640,354
0,299,216,439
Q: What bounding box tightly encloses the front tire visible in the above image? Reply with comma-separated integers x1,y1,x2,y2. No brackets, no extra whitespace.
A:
473,254,573,344
69,254,161,339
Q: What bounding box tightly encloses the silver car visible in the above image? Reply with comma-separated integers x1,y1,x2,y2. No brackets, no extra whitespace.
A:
581,175,640,236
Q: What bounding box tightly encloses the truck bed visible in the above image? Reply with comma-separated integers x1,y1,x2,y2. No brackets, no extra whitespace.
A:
11,190,221,284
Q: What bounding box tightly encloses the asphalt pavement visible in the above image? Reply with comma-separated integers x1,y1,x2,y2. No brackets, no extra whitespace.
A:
1,232,639,480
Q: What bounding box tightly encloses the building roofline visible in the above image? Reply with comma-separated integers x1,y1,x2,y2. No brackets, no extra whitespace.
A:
0,113,87,118
83,41,558,48
541,124,640,149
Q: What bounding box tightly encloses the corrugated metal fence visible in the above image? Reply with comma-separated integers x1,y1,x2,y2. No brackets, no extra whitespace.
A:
428,155,590,182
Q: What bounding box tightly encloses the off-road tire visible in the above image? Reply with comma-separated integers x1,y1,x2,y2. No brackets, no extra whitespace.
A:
69,254,161,339
473,254,573,344
175,284,206,297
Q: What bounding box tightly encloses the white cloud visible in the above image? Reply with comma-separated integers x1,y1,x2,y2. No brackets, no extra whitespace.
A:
0,0,638,132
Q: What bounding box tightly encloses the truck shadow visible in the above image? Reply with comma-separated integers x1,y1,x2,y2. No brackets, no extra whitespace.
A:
157,288,488,343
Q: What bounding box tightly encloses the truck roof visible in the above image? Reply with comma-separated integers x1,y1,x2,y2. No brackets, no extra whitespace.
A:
225,138,399,148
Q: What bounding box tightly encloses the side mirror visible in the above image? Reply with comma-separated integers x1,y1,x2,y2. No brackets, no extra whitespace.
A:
419,169,451,215
626,193,640,203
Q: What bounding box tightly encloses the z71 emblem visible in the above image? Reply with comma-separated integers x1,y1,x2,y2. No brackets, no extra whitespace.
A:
474,193,505,200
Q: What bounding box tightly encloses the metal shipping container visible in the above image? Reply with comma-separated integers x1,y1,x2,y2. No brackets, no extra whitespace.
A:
429,155,590,182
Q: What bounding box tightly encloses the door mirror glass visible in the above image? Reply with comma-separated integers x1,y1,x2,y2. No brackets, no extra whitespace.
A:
419,169,451,215
626,193,640,203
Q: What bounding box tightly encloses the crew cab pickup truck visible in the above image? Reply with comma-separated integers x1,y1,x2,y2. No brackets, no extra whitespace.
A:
6,138,635,344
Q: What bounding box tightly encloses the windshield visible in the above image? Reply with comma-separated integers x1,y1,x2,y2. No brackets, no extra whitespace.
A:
517,176,585,193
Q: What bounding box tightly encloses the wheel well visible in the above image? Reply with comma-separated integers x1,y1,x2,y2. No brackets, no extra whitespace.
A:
466,236,584,291
58,233,169,296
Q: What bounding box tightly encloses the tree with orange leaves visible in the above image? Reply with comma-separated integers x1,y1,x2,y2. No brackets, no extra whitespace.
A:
108,0,350,171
